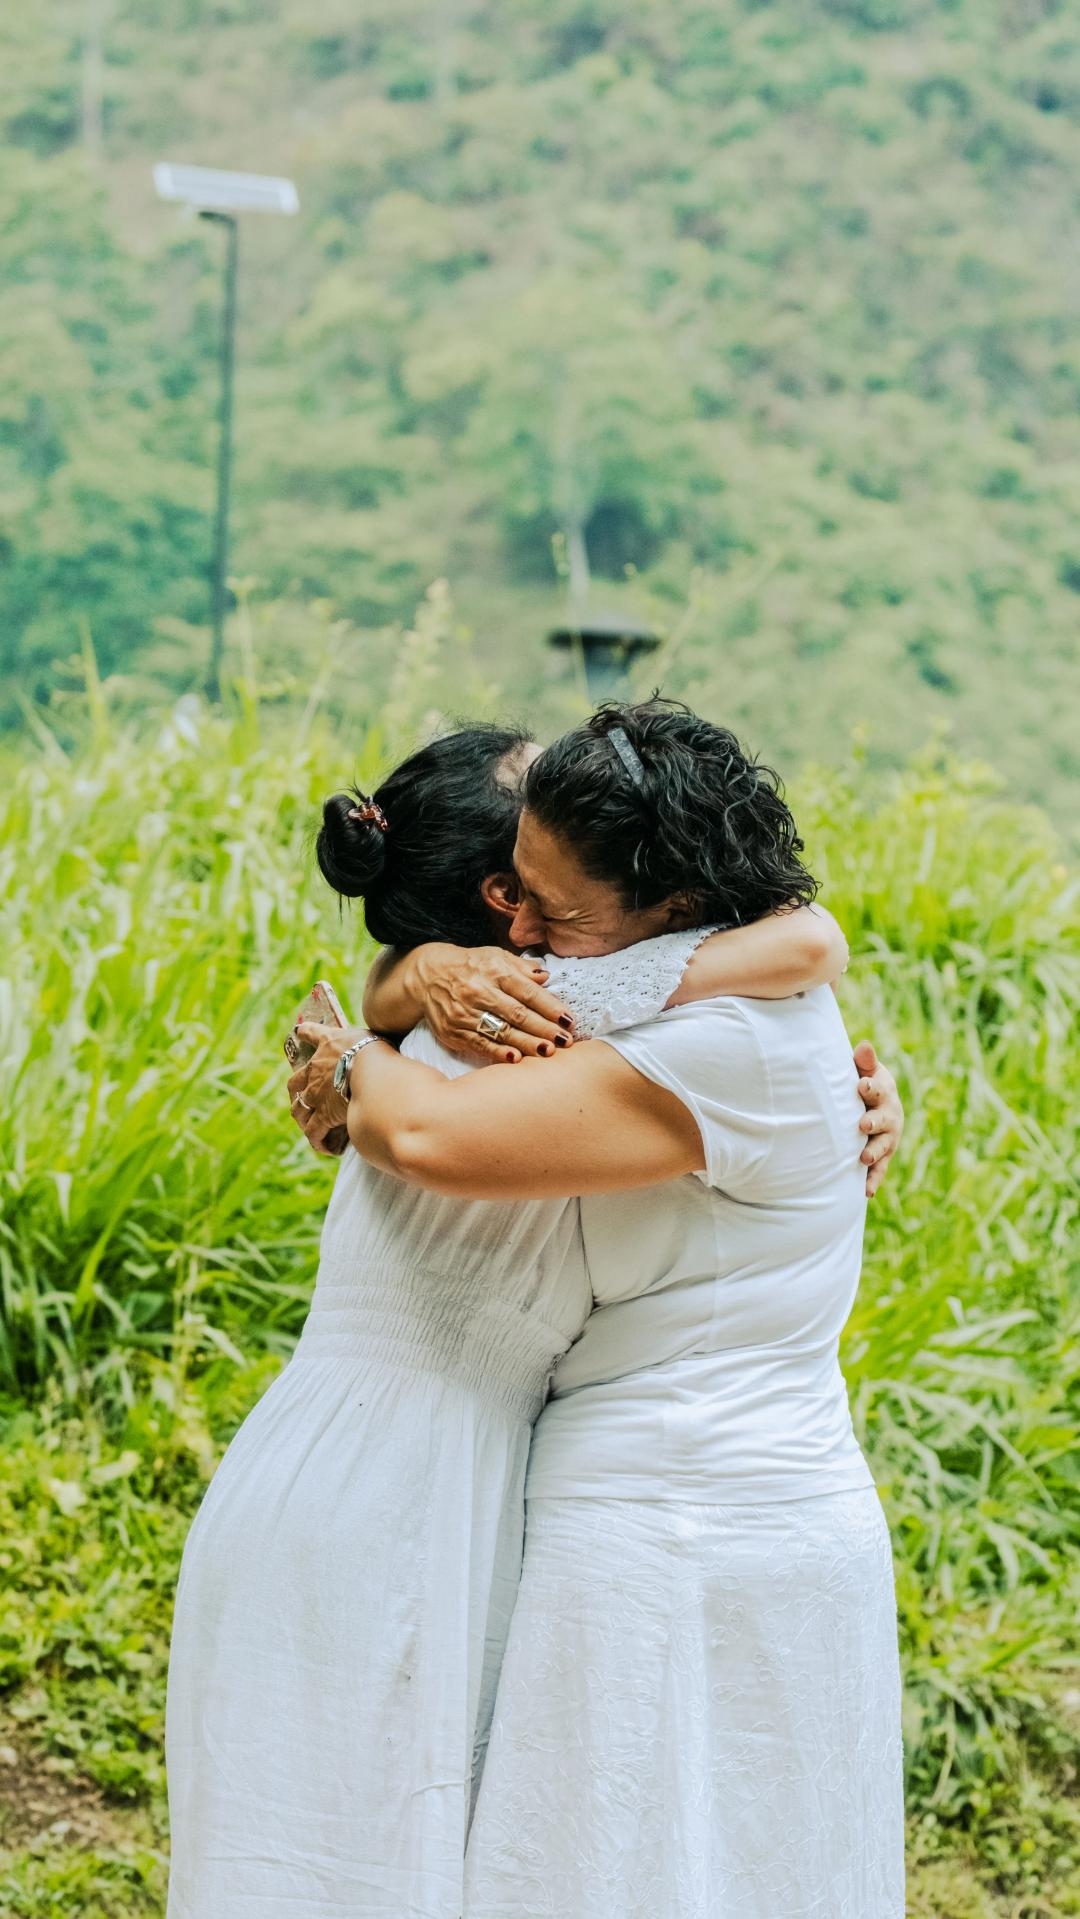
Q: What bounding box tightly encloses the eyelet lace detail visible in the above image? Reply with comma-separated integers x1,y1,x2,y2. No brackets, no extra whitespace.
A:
544,927,718,1039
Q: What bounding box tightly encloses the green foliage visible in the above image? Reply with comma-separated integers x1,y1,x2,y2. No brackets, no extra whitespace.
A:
0,1847,164,1919
800,756,1080,1862
1,1,1079,819
0,598,513,1398
1,661,1079,1910
0,144,212,697
0,1394,185,1804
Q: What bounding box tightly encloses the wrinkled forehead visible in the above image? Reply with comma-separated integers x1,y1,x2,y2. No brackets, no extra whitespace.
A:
513,806,585,903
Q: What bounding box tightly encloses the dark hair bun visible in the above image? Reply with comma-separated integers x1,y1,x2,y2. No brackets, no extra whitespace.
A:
316,790,388,898
313,727,533,948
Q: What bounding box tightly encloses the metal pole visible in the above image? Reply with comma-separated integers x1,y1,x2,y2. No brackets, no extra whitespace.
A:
201,211,237,704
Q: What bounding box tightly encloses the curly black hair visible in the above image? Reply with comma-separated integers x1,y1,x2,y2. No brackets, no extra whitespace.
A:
523,697,817,928
317,725,533,950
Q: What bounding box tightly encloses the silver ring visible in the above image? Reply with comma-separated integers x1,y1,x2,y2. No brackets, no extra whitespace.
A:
477,1009,510,1042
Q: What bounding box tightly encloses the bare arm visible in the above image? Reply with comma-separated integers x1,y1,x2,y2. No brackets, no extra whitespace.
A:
668,905,847,1005
291,1013,904,1201
344,1037,700,1200
363,905,847,1063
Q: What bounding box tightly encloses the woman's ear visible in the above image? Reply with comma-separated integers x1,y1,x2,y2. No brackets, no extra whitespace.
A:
480,872,521,922
664,891,702,931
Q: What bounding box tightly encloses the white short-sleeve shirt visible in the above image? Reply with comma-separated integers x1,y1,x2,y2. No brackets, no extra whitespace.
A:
526,987,874,1505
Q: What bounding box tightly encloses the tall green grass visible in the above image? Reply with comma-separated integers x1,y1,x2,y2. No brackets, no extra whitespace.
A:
0,673,386,1398
1,669,1079,1902
804,756,1080,1866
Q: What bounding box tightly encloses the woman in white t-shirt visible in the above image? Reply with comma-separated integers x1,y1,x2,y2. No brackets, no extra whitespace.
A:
300,698,905,1919
169,724,887,1919
477,986,900,1919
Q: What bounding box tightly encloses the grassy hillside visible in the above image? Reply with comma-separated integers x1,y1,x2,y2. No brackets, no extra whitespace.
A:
0,669,1078,1912
1,1,1078,819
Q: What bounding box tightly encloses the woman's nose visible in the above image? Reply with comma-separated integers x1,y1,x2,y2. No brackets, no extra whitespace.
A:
509,900,545,950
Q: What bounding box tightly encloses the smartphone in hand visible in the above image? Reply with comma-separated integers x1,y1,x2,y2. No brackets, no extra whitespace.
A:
284,980,350,1068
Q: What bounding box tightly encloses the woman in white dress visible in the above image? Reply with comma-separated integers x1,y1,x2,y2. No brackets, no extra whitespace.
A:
301,699,906,1919
165,723,873,1919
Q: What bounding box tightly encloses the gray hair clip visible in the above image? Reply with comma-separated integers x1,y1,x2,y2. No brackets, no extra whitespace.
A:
607,725,646,788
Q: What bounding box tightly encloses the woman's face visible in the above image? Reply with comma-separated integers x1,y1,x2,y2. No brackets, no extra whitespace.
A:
508,808,680,957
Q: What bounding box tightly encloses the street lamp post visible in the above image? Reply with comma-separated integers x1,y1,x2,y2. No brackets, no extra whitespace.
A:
200,211,238,704
548,610,661,700
153,163,299,702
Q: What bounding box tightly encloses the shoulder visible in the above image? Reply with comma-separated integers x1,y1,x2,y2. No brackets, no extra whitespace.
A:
595,999,775,1188
644,987,837,1050
639,990,845,1088
609,995,766,1053
597,997,771,1102
543,928,716,1039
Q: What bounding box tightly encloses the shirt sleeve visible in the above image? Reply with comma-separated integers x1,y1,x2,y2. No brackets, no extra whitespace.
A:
597,999,775,1190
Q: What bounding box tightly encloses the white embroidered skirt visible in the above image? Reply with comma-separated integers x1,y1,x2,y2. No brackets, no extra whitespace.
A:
464,1488,905,1919
165,1344,537,1919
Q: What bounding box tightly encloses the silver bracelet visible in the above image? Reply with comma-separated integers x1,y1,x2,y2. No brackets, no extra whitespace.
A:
332,1031,382,1101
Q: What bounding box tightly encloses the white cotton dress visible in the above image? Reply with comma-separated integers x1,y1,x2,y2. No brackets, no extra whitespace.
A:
164,933,706,1919
464,988,905,1919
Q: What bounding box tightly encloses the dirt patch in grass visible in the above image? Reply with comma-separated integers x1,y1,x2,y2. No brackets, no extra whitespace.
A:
0,1729,140,1855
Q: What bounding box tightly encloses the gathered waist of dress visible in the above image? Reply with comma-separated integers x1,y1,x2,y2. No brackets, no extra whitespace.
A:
295,1255,577,1422
526,1340,874,1504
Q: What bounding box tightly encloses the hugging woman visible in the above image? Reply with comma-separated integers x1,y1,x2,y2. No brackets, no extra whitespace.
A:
165,707,903,1919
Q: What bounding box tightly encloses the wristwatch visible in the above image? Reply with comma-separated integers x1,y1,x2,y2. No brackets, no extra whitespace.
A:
332,1031,382,1101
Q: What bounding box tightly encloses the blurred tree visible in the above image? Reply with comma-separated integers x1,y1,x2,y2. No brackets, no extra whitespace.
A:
0,0,1077,814
404,266,723,596
0,153,211,709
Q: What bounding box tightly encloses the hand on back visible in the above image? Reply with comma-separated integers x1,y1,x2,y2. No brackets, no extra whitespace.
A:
853,1042,903,1198
283,963,905,1201
407,946,576,1063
